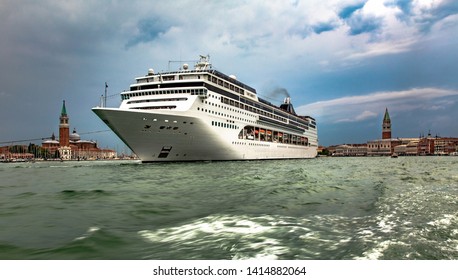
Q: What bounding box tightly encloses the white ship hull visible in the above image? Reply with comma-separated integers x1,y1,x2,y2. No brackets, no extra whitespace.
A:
93,108,317,162
92,55,317,162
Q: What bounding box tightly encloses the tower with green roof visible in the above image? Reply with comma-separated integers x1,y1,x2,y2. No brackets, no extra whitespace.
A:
59,100,70,147
382,108,391,139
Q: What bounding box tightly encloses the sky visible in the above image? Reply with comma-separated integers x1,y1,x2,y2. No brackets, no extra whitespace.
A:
1,0,457,149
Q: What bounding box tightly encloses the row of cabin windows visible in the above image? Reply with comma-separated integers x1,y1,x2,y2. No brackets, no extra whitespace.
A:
135,73,247,97
131,105,177,110
220,95,312,131
121,88,207,100
127,97,188,104
202,95,255,124
238,125,310,146
220,96,288,124
207,93,312,132
211,121,238,130
209,76,245,95
197,107,254,124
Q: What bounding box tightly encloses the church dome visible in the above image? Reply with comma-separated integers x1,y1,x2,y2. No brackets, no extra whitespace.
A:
69,129,81,141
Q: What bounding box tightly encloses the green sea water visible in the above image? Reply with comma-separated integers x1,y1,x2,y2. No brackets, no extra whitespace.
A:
0,157,457,259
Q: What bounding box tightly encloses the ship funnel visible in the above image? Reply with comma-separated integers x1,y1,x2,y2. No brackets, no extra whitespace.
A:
280,97,296,115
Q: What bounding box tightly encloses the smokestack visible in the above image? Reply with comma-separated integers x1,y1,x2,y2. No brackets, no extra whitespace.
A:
280,97,296,115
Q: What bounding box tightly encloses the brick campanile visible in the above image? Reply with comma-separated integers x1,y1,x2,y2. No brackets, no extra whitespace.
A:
59,100,70,147
382,108,391,139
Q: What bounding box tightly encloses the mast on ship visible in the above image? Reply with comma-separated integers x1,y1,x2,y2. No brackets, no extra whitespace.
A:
194,55,212,70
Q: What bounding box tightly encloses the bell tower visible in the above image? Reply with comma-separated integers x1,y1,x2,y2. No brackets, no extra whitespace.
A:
382,108,391,139
59,100,70,147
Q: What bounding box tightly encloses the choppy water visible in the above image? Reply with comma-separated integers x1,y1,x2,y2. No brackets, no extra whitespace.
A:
0,157,457,260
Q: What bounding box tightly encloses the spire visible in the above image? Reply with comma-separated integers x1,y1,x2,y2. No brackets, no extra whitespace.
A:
61,100,67,116
383,108,390,122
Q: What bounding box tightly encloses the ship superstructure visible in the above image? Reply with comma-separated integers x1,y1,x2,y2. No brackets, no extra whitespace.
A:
92,55,317,162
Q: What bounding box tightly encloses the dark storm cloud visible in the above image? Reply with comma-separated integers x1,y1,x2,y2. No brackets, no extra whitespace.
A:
0,1,127,144
125,18,172,48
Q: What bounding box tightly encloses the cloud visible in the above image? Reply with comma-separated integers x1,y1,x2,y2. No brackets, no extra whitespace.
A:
296,88,458,124
338,2,366,19
336,1,384,36
418,0,458,32
391,0,458,32
346,13,383,35
335,110,378,123
312,21,340,34
342,37,416,60
125,18,173,48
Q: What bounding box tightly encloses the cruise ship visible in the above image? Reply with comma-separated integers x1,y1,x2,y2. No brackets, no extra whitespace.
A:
92,56,318,162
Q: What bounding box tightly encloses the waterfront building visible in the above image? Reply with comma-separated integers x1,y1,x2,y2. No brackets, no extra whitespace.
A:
406,140,420,156
1,101,118,162
41,101,117,160
367,139,400,156
327,108,458,157
417,136,458,156
334,144,367,156
367,108,397,156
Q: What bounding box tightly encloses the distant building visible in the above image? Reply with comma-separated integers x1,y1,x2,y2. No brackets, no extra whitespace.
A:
417,136,458,156
366,108,458,156
367,108,399,156
325,108,458,157
334,144,367,156
405,140,420,156
41,101,117,160
367,139,398,156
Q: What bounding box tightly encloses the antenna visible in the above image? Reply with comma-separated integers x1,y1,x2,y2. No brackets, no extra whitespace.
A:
104,82,108,107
